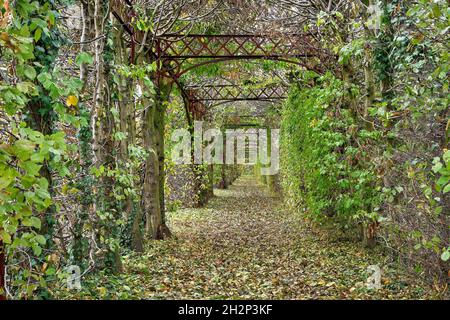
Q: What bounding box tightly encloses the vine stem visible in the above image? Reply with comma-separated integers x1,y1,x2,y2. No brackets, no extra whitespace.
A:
0,238,5,300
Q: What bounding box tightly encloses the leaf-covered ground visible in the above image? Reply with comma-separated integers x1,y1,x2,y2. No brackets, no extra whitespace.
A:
58,175,440,299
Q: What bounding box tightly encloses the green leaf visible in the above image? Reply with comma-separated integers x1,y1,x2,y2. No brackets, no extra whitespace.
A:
22,216,42,229
48,12,56,26
443,151,450,164
0,230,12,244
24,65,37,80
16,81,36,94
34,234,46,245
0,173,14,190
22,161,42,176
13,140,36,161
431,4,441,18
437,175,450,186
443,184,450,194
30,151,46,162
31,243,42,256
34,28,42,42
432,161,442,173
441,250,450,262
45,267,56,276
37,72,52,88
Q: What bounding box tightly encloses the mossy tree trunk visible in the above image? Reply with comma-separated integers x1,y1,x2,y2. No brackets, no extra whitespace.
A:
92,0,122,273
73,0,95,268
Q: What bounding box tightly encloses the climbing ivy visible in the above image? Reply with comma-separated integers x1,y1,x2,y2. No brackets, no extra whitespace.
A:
0,0,81,298
281,72,383,230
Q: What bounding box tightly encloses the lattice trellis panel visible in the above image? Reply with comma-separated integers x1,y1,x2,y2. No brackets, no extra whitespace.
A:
157,34,325,59
185,84,288,102
110,0,336,121
155,34,333,78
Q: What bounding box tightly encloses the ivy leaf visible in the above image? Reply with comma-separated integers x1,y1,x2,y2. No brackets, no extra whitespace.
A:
13,140,36,161
0,174,14,190
22,216,42,229
34,28,42,42
66,95,78,107
431,161,442,173
431,4,441,18
437,175,449,187
441,250,450,262
45,267,56,276
34,234,46,245
335,12,344,20
16,81,36,94
30,151,46,162
75,52,93,66
32,243,42,256
37,177,49,189
21,160,42,176
37,72,52,88
24,65,37,80
443,151,450,164
0,230,12,244
443,184,450,194
48,12,56,26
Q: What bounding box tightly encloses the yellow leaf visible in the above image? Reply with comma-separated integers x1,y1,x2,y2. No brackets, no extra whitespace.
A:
98,287,107,296
66,95,78,107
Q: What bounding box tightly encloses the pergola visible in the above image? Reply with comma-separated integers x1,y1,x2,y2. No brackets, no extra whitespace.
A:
110,0,335,125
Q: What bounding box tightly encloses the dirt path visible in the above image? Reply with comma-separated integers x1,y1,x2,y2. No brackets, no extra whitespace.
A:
71,175,434,299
